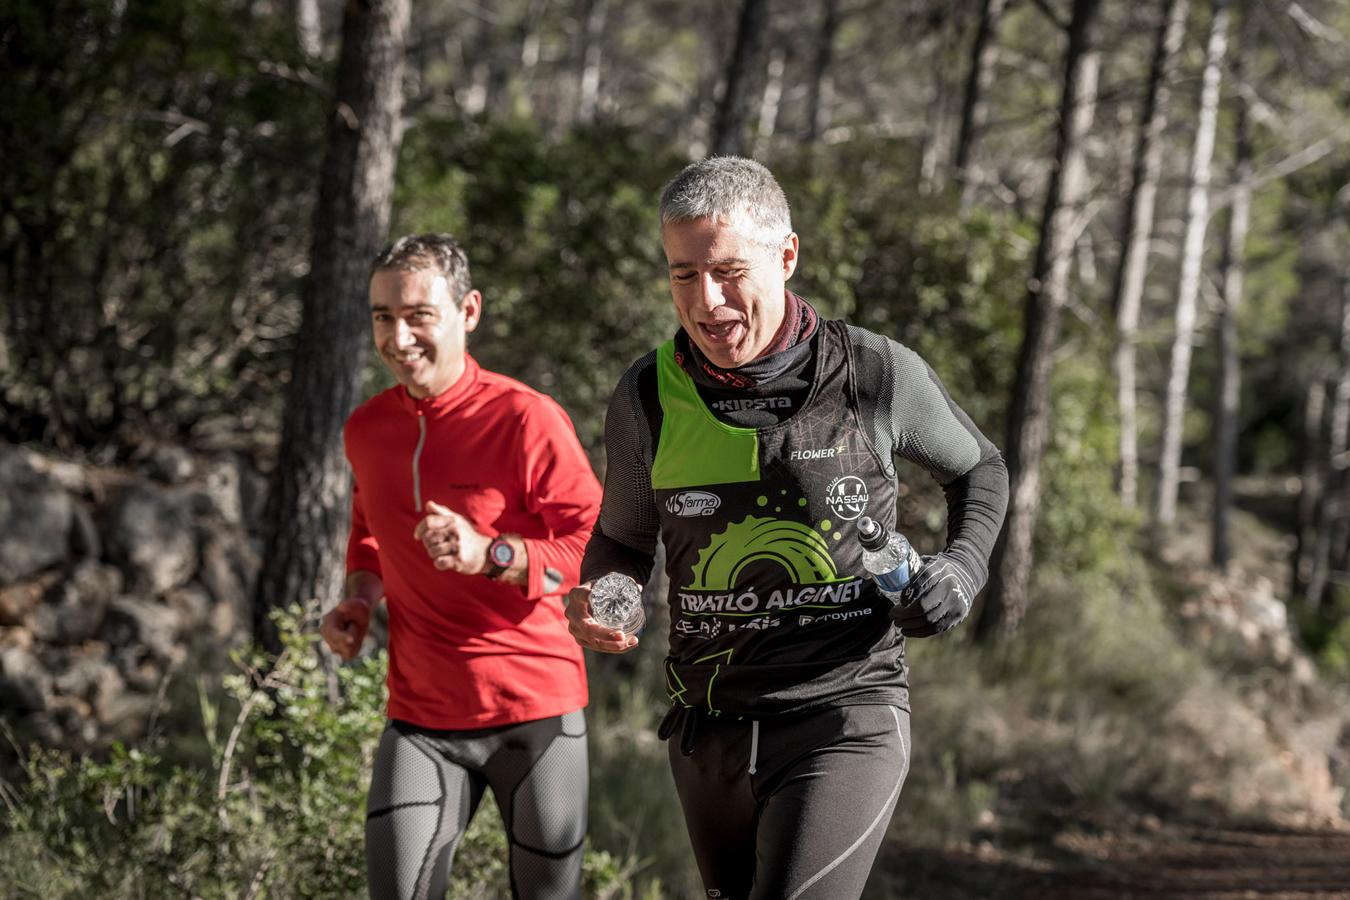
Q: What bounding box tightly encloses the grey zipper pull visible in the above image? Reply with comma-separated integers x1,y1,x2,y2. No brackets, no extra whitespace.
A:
748,719,759,776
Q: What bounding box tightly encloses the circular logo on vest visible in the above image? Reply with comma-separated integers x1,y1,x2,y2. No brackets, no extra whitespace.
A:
825,475,869,521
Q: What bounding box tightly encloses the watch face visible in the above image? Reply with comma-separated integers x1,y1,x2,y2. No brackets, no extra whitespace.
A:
490,539,514,567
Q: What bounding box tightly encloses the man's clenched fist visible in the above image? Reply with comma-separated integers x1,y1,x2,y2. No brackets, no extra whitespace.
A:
321,596,373,659
414,500,491,574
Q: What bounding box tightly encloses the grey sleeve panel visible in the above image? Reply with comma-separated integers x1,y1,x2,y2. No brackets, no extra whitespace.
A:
581,352,660,584
847,325,1009,591
846,325,983,482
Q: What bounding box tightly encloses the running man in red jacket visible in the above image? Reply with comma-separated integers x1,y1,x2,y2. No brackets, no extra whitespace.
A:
320,234,602,900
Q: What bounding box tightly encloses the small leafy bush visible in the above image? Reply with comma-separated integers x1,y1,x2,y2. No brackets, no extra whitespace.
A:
0,607,633,898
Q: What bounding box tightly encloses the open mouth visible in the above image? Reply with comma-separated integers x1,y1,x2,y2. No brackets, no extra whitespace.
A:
698,321,743,344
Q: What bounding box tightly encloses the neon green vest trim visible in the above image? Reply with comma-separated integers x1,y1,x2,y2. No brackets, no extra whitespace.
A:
650,341,760,489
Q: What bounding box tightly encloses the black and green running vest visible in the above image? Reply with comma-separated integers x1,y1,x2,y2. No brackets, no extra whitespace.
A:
652,321,908,717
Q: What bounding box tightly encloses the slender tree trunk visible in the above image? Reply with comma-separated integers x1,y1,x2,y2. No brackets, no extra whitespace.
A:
293,0,322,58
753,44,785,156
954,0,1011,209
576,0,607,124
1211,1,1251,571
1293,377,1328,601
976,0,1102,640
1307,283,1350,611
254,0,410,651
919,70,957,195
711,0,768,157
1155,0,1230,529
1113,0,1189,508
805,0,839,143
920,7,972,196
514,0,547,118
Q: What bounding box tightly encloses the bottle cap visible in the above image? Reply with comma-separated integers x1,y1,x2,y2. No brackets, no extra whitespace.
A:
857,516,888,551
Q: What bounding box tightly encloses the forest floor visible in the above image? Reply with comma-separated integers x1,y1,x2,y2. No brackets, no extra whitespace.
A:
882,821,1350,898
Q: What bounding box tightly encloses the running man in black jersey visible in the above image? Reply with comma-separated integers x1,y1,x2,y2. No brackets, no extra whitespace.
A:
566,157,1009,899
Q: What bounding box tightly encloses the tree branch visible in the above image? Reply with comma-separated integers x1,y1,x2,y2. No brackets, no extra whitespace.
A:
1210,130,1348,213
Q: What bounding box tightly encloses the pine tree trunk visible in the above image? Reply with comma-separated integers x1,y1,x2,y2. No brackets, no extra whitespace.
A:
919,68,956,195
920,7,973,196
253,0,410,651
294,0,322,57
976,0,1102,640
1211,2,1251,572
1155,0,1230,529
576,0,607,124
753,44,786,156
711,0,768,157
954,0,1011,209
514,0,547,118
805,0,839,143
1113,0,1188,509
1293,378,1328,601
1307,285,1350,611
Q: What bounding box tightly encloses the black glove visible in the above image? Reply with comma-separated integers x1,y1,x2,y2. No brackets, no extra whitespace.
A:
890,553,976,637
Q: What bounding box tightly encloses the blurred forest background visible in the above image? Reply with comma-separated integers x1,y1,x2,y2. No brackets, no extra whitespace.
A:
2,0,1349,896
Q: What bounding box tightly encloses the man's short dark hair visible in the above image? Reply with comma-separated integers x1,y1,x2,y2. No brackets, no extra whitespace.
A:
370,234,473,306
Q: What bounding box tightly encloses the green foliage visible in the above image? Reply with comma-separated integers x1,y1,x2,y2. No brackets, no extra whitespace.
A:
773,140,1031,434
1037,349,1140,578
0,0,322,446
0,608,633,898
391,118,687,455
1310,586,1350,681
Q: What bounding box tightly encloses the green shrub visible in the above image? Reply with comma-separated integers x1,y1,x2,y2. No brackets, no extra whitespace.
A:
0,607,634,898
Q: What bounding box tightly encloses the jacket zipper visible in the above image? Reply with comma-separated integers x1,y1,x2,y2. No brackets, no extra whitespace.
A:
412,412,427,511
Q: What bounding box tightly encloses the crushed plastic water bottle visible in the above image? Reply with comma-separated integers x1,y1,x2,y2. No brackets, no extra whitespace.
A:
589,572,644,635
857,516,923,600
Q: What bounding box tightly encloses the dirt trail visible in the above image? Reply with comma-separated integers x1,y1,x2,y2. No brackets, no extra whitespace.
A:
1033,826,1350,898
877,825,1350,899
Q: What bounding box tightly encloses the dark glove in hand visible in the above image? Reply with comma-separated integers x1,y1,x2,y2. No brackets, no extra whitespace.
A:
890,553,976,637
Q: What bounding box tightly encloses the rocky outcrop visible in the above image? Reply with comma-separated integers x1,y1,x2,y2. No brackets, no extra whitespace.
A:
1172,565,1349,824
0,450,75,583
0,444,266,751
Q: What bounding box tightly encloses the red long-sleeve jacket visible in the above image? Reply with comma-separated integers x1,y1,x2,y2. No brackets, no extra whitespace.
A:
344,355,600,729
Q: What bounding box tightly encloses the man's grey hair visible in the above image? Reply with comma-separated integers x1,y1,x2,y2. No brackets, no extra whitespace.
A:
658,157,792,247
370,233,473,306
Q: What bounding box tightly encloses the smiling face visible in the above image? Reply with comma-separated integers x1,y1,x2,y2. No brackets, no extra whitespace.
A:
662,216,799,369
369,267,481,398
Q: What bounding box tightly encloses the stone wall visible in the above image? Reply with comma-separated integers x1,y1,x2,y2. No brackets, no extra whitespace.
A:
0,443,267,749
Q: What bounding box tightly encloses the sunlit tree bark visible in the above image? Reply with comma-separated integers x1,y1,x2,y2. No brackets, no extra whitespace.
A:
576,0,607,124
1155,0,1230,529
293,0,322,58
1112,0,1189,509
753,44,785,156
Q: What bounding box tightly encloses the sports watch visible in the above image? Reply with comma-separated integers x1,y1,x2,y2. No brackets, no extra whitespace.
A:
484,536,515,579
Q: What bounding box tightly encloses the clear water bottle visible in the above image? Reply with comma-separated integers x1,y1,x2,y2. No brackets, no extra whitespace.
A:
589,572,644,635
857,516,923,600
